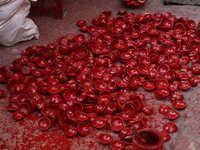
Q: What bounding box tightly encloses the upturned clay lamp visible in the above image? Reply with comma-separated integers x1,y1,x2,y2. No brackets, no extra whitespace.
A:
132,128,164,150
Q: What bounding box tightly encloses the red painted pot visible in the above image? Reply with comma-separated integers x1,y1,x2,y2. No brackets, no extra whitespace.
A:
132,128,164,150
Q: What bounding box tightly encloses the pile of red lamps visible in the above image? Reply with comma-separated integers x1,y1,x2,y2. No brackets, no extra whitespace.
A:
1,10,200,150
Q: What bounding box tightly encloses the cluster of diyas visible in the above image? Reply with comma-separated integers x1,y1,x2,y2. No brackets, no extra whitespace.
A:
0,10,200,150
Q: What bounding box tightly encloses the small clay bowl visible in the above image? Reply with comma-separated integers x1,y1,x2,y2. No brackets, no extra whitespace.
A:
99,90,111,97
123,102,136,117
32,68,43,77
76,34,86,43
160,130,171,142
130,31,141,39
75,112,88,122
129,74,141,86
80,79,93,89
186,20,196,29
62,90,76,103
64,126,78,137
12,111,25,120
47,84,60,94
119,127,130,140
118,10,127,15
7,103,19,112
95,81,107,92
155,88,170,100
163,19,173,29
164,71,176,82
87,112,97,122
84,103,96,113
92,118,107,129
115,93,127,104
157,64,170,75
143,82,156,91
71,102,83,114
93,69,103,79
107,102,117,114
102,114,114,124
178,81,191,90
172,101,187,110
110,117,124,132
123,135,133,145
77,20,87,26
18,103,31,116
164,109,179,120
163,122,178,133
9,94,18,102
36,57,47,68
98,133,113,144
17,93,30,105
78,122,90,136
156,79,169,89
125,67,139,77
110,140,125,150
147,26,159,35
50,94,63,104
21,66,31,75
118,112,132,121
37,117,52,131
96,102,107,115
116,78,129,88
174,24,185,34
141,118,152,128
170,91,184,101
86,93,98,103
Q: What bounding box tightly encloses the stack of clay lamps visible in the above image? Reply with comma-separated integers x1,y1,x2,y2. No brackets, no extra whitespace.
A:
1,10,200,150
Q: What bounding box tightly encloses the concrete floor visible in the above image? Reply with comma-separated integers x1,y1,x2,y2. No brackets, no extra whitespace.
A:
0,0,200,149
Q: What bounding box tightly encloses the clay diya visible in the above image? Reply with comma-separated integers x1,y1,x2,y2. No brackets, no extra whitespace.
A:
77,20,87,26
164,108,179,120
98,133,113,144
123,102,136,117
75,112,88,122
7,103,19,112
78,122,90,136
17,93,30,105
172,101,187,110
142,104,154,115
92,118,107,129
110,117,124,132
18,103,31,116
155,88,170,100
107,102,117,114
12,111,25,120
95,81,107,92
96,102,107,115
156,79,169,89
37,117,52,131
64,126,78,137
115,93,127,104
163,122,178,133
129,74,141,86
110,140,125,150
143,82,155,91
118,112,132,121
160,130,171,142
